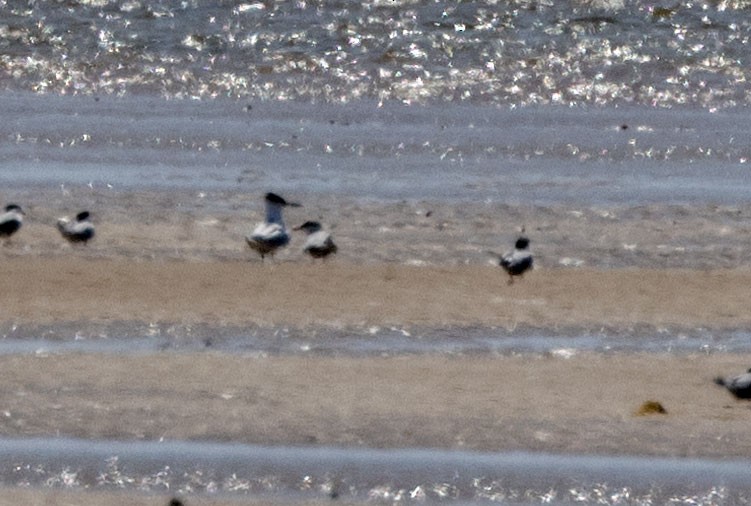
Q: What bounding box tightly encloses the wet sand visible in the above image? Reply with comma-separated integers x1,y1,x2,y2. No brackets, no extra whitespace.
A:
0,258,749,330
1,242,750,459
0,352,749,458
0,256,748,463
5,188,751,269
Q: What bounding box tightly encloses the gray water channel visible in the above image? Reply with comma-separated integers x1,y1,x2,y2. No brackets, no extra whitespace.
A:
2,437,750,504
3,93,751,206
0,323,749,357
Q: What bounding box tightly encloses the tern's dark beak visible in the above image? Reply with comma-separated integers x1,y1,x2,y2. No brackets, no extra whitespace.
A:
287,202,302,208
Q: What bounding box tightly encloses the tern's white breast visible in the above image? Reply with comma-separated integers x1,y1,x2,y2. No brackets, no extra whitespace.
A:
304,230,332,250
0,209,22,225
503,249,531,266
250,222,287,242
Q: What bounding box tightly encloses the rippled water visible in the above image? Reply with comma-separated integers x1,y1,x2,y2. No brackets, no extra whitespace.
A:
1,0,751,108
3,92,751,206
3,437,751,504
0,322,749,356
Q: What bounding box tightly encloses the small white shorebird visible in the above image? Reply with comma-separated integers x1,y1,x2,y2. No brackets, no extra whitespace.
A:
489,236,533,284
714,368,751,400
57,211,95,244
294,220,338,260
0,204,24,242
246,192,301,260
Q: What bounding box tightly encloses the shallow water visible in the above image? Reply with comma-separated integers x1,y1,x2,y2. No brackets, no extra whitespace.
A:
2,93,751,206
3,437,751,504
0,323,748,357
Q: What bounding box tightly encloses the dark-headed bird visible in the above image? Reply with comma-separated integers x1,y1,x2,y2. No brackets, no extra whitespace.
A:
57,211,95,244
714,368,751,400
490,236,533,284
295,220,338,260
246,192,301,260
0,204,24,241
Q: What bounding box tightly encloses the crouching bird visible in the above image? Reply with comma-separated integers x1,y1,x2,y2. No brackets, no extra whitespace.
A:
295,220,338,260
57,211,95,244
0,204,24,242
714,368,751,400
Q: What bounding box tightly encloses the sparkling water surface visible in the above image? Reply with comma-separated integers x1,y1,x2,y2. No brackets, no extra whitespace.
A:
2,0,751,109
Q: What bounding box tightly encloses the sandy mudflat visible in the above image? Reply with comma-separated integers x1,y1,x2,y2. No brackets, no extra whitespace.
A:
5,189,751,270
0,352,749,458
0,257,749,459
1,199,751,504
0,257,748,330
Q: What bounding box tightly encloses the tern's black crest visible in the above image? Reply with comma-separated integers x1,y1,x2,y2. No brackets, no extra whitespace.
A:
297,220,322,233
76,211,90,221
515,237,530,250
5,204,22,213
265,192,288,205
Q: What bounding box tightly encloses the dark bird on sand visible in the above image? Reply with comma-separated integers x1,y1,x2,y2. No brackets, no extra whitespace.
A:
0,204,24,240
295,220,338,260
714,368,751,399
489,236,533,284
246,192,301,260
57,211,95,244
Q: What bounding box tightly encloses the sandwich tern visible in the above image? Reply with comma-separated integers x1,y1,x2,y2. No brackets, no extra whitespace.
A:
246,192,301,260
0,204,24,241
714,368,751,399
490,236,533,284
57,211,95,244
294,220,338,259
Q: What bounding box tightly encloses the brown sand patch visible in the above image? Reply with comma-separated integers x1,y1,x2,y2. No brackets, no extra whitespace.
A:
0,258,748,329
635,400,668,416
